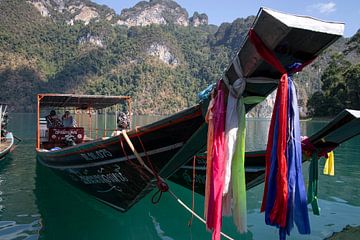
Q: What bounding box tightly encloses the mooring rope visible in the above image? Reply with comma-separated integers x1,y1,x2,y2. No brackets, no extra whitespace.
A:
188,155,196,226
120,130,234,240
167,190,234,240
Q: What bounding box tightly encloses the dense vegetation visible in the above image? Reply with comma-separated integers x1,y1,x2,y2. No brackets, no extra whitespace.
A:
0,0,242,114
307,31,360,117
0,0,359,116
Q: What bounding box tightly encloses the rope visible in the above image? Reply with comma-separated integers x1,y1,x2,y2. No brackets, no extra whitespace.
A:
188,156,196,226
118,136,150,182
121,130,168,204
135,129,170,201
121,130,234,239
136,131,160,182
167,190,235,240
121,130,155,175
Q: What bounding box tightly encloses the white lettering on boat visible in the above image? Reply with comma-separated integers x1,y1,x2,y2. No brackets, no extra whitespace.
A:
54,129,79,135
80,149,113,161
78,172,128,185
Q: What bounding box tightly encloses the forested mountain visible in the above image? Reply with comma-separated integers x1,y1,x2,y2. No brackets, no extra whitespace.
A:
0,0,358,116
307,31,360,116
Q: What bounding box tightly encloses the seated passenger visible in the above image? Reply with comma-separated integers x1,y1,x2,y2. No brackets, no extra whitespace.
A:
46,110,63,128
111,112,130,136
62,111,76,128
1,113,8,141
0,129,7,142
1,112,8,129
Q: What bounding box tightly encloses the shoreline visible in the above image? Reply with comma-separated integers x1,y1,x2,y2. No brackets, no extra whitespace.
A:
324,225,360,240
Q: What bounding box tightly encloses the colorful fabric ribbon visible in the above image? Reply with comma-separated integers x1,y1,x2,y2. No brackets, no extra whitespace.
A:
230,96,247,233
280,78,310,239
222,75,265,232
205,80,226,240
249,29,311,239
223,79,245,217
223,79,246,196
323,151,334,176
204,90,216,220
308,151,320,215
230,95,265,233
249,28,289,227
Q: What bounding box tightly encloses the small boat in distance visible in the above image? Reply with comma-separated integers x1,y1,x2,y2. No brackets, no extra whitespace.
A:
36,8,348,212
0,104,14,160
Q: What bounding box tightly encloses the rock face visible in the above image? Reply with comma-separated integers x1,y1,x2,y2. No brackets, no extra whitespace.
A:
147,43,178,66
247,92,276,118
28,0,208,28
29,1,50,17
28,0,113,25
117,0,189,27
189,12,208,27
73,5,99,25
78,33,104,47
28,0,66,15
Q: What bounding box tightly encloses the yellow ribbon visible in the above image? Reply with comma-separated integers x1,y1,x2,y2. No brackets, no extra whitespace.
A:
323,151,334,176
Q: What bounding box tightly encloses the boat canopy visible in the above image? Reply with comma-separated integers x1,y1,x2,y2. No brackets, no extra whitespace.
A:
38,94,131,110
234,7,344,81
221,7,344,112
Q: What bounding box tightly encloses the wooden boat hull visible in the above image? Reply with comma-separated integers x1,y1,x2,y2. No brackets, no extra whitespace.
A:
37,105,204,211
169,150,266,195
0,132,14,160
169,109,360,195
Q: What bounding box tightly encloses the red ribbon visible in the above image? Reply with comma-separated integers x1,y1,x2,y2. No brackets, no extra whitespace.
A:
249,29,288,227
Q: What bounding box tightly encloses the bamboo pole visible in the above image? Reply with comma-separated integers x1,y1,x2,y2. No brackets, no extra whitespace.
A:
95,110,98,139
104,108,107,137
36,95,42,149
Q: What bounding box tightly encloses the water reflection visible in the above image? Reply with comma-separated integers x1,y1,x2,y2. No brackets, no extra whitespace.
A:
34,163,217,240
0,114,359,239
0,138,40,240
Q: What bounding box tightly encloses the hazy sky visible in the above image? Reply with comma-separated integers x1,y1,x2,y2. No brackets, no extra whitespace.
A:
93,0,359,37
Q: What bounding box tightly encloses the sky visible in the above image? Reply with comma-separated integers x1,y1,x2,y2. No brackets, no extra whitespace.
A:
93,0,359,37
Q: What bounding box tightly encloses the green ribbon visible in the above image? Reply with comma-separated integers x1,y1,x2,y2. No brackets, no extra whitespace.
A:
231,96,247,232
307,151,320,215
231,95,265,232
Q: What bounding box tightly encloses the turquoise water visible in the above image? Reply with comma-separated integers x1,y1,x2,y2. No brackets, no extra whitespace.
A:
0,114,359,239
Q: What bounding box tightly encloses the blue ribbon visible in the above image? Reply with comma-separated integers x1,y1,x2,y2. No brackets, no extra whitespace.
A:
264,98,280,227
279,77,311,239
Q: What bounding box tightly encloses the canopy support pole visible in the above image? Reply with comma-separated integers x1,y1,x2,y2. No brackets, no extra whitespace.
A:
104,108,107,137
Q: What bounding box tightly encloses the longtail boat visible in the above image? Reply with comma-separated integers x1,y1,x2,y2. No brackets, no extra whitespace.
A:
0,104,14,160
169,109,360,195
36,8,355,213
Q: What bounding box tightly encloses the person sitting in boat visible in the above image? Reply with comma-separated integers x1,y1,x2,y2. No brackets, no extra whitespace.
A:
111,112,130,136
1,112,8,129
0,129,7,142
46,110,63,128
62,111,76,128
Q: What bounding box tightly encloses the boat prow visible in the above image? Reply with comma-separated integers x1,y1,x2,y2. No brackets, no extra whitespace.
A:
0,132,14,160
0,104,15,160
170,109,360,195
